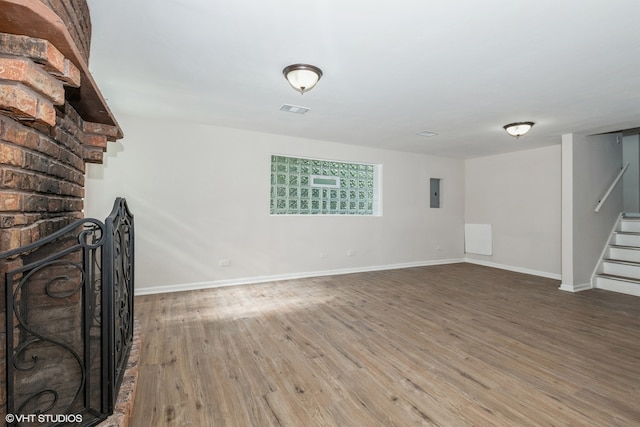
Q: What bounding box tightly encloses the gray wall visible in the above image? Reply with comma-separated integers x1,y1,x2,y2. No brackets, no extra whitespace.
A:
561,132,623,289
465,145,562,277
623,134,640,213
87,116,622,293
86,114,465,292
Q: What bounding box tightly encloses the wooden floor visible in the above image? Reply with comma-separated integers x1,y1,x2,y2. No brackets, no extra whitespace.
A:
131,263,640,426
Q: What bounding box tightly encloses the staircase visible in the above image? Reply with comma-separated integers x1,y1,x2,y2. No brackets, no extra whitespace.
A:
593,214,640,296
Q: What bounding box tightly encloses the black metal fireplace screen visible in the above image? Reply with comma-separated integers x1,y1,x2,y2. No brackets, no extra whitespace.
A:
1,198,134,426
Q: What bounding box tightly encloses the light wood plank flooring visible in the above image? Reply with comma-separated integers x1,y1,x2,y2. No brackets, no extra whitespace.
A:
131,263,640,426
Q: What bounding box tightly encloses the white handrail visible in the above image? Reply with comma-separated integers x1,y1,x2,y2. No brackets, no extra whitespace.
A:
594,162,630,213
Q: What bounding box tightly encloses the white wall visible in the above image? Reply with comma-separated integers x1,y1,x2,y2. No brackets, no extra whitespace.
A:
464,145,562,277
85,115,465,292
623,134,640,213
561,132,622,290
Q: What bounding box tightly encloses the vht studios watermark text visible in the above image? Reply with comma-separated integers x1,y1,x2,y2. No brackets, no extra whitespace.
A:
5,413,83,424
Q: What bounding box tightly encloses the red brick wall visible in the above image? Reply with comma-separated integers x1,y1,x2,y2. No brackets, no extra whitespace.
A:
0,1,120,418
0,29,116,252
0,108,87,251
38,0,92,62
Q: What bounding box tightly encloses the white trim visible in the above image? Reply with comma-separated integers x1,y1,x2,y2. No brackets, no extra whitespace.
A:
134,258,464,296
135,259,567,296
559,282,592,293
590,212,623,287
594,276,640,297
464,258,562,280
271,152,378,167
270,154,381,216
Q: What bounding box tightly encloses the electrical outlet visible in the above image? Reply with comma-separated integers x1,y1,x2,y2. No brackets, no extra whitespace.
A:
320,252,328,259
219,259,230,266
347,249,355,257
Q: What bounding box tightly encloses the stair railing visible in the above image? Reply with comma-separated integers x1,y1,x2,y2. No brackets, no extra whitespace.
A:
594,162,630,213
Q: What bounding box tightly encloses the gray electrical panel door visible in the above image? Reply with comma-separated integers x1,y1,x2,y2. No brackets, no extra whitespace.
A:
430,178,441,208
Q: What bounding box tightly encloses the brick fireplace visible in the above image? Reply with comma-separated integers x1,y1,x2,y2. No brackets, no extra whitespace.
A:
0,0,126,424
0,0,122,250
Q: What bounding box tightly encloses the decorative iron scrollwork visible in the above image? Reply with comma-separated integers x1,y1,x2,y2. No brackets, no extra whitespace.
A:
1,198,134,426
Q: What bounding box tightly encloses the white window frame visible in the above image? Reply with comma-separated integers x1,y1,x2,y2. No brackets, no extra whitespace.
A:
270,154,382,216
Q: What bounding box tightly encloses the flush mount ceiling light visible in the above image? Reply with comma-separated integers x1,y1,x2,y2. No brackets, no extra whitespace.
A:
503,122,535,139
283,64,323,95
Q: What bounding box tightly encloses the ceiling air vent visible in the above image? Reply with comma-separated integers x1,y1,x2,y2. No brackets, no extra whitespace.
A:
280,104,310,114
416,131,439,137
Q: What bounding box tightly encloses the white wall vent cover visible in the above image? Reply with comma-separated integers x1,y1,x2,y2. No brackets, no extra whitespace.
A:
465,223,492,255
280,104,310,114
416,131,439,137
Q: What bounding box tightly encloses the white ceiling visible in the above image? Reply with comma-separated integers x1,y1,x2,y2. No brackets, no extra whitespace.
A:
86,0,640,159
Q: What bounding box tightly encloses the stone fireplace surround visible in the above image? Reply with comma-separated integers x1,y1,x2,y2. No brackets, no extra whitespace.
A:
0,0,134,425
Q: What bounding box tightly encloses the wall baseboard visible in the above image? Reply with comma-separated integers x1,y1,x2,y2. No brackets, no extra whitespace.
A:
463,258,562,281
559,282,592,292
135,258,564,296
134,258,464,296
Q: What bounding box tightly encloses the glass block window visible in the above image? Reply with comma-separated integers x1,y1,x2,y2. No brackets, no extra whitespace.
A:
270,155,380,215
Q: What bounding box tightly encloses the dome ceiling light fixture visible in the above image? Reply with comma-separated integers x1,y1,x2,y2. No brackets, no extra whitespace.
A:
503,121,535,139
283,64,323,95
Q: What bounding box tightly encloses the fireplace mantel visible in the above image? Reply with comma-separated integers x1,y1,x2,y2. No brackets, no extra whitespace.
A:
0,0,122,138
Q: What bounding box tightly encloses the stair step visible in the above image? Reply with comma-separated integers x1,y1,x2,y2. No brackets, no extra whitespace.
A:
601,259,640,279
609,244,640,250
594,274,640,297
607,245,640,263
602,258,640,265
596,272,640,281
592,214,640,298
612,232,640,247
620,219,640,232
602,258,640,268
